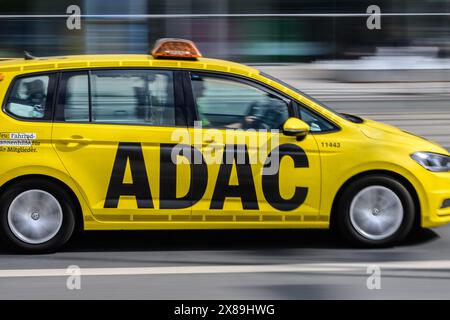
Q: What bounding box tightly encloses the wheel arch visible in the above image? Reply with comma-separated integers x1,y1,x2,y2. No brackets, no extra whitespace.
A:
329,170,421,230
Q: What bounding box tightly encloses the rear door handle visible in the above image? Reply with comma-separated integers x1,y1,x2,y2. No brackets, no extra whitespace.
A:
60,135,92,144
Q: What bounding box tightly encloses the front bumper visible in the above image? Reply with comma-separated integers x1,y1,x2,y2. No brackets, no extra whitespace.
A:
421,172,450,228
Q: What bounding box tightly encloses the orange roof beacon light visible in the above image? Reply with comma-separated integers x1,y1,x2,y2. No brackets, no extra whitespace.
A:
151,38,202,59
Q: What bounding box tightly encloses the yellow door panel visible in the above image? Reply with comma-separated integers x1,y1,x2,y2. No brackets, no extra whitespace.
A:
188,128,321,222
53,124,192,221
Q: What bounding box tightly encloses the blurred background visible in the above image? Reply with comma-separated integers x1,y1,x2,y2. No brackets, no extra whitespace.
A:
0,0,449,149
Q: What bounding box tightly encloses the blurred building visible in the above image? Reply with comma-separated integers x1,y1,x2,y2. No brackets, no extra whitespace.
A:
0,0,449,62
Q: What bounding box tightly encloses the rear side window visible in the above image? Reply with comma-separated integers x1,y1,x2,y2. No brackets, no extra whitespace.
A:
55,72,89,122
4,74,55,120
55,69,179,126
91,70,176,126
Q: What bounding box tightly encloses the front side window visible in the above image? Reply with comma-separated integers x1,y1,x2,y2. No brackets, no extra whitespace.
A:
5,74,54,120
191,74,289,130
91,70,176,126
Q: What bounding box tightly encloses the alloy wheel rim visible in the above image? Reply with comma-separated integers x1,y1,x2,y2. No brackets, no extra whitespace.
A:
7,190,63,244
349,185,403,241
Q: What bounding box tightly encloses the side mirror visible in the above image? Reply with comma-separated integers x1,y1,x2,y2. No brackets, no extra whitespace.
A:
282,117,310,138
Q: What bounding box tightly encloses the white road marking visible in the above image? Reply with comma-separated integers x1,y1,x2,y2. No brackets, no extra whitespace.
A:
0,260,449,278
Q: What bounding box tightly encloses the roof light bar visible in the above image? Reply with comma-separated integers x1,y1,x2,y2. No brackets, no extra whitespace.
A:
151,38,202,59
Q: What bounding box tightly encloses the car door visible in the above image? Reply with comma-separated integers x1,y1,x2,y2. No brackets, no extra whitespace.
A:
187,72,321,223
52,69,193,223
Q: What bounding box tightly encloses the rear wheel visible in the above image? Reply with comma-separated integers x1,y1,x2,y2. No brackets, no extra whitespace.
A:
334,175,416,247
0,179,76,253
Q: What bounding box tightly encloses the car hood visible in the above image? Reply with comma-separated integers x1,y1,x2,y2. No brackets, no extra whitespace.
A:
359,118,449,154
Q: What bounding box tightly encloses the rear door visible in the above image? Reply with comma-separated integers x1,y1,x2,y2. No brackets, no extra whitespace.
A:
52,69,193,223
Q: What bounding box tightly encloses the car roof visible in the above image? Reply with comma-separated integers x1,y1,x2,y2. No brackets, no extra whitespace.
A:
0,54,260,78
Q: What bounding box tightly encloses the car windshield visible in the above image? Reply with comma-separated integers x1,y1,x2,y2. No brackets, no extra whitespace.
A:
259,71,349,121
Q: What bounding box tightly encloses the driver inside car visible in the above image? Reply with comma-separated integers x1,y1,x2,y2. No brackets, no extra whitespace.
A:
191,76,287,130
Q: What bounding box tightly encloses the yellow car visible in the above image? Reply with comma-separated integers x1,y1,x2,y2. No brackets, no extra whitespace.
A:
0,39,448,252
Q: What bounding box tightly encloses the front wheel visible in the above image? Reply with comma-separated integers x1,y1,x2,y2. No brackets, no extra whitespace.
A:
0,179,76,253
334,175,416,247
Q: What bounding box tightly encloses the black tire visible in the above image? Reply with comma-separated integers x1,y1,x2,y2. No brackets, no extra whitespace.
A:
0,179,76,253
334,175,416,247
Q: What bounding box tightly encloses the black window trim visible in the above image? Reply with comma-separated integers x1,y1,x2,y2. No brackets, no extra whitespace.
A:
51,72,62,123
87,70,92,122
177,70,196,127
2,71,59,123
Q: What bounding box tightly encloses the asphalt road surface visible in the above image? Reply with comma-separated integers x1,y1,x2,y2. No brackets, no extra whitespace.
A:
1,225,450,299
0,96,449,300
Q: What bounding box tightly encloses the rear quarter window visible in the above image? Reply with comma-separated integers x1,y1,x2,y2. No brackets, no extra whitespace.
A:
4,74,55,121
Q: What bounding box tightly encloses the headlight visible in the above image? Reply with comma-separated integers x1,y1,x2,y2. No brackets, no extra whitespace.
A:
411,152,450,172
